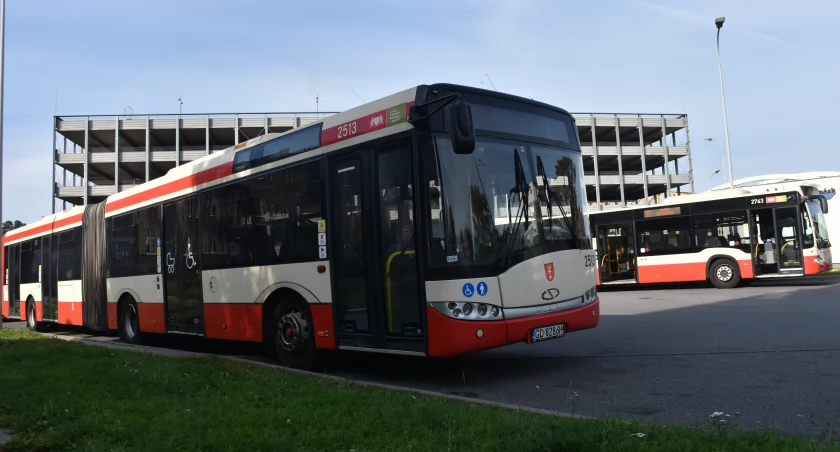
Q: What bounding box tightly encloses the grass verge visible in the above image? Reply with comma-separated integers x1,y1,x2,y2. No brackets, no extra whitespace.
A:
816,269,840,277
0,329,838,452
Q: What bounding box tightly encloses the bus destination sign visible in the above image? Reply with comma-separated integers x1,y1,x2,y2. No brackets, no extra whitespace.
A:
643,206,681,218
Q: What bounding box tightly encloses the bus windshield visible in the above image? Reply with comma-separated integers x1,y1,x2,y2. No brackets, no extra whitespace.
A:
806,200,830,248
425,132,589,271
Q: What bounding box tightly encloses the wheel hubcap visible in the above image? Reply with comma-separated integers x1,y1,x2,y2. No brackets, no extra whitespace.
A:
716,265,733,282
278,310,310,353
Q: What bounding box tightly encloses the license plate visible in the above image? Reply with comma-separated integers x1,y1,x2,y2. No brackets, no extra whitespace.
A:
531,323,565,342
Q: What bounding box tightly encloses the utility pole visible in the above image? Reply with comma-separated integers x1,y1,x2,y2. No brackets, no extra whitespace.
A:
715,17,735,188
0,0,6,330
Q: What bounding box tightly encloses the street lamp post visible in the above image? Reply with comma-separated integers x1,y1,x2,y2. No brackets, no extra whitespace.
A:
709,169,721,187
704,137,727,188
715,16,734,189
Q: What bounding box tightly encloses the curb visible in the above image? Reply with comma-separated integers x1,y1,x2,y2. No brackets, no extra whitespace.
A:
38,331,589,420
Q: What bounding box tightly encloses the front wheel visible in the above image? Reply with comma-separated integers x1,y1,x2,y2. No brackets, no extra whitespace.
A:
268,298,319,370
709,259,741,289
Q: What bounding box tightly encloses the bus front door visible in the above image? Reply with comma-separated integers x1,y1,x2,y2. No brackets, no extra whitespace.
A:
330,138,424,354
751,207,803,275
162,196,205,335
7,244,20,318
775,207,803,273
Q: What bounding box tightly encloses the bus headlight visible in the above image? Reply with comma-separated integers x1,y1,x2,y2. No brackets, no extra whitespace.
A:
430,301,504,320
583,287,597,304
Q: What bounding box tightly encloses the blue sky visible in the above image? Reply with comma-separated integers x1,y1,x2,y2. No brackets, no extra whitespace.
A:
2,0,838,223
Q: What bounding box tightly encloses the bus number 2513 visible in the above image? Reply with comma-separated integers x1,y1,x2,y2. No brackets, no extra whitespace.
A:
337,121,358,139
584,254,596,267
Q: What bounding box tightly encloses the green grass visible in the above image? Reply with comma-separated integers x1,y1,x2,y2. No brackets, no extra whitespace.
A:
816,268,840,277
0,329,838,452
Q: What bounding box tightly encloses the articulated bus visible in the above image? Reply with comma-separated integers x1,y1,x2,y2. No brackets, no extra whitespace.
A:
2,83,599,369
589,183,831,289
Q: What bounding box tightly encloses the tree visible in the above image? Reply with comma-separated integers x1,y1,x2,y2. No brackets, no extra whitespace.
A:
2,220,26,233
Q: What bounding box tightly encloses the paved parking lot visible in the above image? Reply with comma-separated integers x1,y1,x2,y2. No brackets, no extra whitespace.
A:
324,278,840,439
5,277,840,438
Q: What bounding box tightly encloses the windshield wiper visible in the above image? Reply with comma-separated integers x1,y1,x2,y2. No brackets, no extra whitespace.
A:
499,149,529,269
536,156,582,249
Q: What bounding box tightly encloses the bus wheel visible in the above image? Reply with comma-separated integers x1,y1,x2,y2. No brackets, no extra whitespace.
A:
118,297,142,345
270,298,318,370
709,259,740,289
26,299,38,332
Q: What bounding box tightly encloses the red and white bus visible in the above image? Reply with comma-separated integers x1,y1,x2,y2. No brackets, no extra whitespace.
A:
2,83,599,369
589,183,832,289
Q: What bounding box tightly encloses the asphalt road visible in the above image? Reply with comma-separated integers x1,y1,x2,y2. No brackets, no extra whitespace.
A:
5,277,840,439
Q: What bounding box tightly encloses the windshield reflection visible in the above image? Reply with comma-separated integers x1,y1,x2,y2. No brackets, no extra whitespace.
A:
425,136,590,270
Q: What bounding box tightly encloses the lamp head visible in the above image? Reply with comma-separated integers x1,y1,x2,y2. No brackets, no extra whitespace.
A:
715,17,725,29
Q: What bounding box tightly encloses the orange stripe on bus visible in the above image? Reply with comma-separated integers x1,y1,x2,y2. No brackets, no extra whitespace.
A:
107,303,118,330
637,260,753,284
105,161,234,213
204,304,252,342
310,304,335,350
138,303,166,334
58,302,84,326
1,301,7,318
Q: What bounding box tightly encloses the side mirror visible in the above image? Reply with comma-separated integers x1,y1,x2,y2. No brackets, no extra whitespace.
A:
446,97,475,154
805,194,829,214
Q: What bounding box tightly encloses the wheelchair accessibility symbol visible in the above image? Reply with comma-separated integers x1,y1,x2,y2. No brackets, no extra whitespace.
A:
462,283,475,298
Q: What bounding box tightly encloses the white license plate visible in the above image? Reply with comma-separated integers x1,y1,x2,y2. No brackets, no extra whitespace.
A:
531,324,565,342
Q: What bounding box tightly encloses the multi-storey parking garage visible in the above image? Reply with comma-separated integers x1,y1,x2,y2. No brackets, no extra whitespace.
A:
51,111,693,211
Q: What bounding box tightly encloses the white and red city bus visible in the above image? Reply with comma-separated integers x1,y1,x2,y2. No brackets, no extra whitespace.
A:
2,83,599,369
589,183,831,289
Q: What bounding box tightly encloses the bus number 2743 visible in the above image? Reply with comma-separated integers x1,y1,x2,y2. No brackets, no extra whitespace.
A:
750,198,765,205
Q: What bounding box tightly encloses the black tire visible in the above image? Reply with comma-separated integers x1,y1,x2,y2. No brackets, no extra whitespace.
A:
267,297,319,370
26,299,38,332
709,259,741,289
118,297,143,345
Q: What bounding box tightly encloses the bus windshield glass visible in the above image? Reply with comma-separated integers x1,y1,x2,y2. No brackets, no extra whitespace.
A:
806,200,830,248
424,108,589,271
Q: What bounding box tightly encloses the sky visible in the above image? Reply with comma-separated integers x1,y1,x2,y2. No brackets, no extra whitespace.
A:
2,0,839,223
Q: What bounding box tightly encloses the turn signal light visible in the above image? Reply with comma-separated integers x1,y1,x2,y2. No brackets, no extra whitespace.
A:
317,265,326,273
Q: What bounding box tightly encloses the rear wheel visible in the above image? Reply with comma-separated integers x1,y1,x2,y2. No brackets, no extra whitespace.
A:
26,299,37,331
709,259,740,289
118,297,142,345
267,297,319,370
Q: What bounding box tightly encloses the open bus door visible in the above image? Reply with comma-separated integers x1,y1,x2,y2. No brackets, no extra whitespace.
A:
750,206,804,277
596,223,637,285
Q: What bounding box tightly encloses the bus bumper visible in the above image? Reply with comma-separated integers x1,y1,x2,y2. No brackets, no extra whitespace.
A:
426,298,600,357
